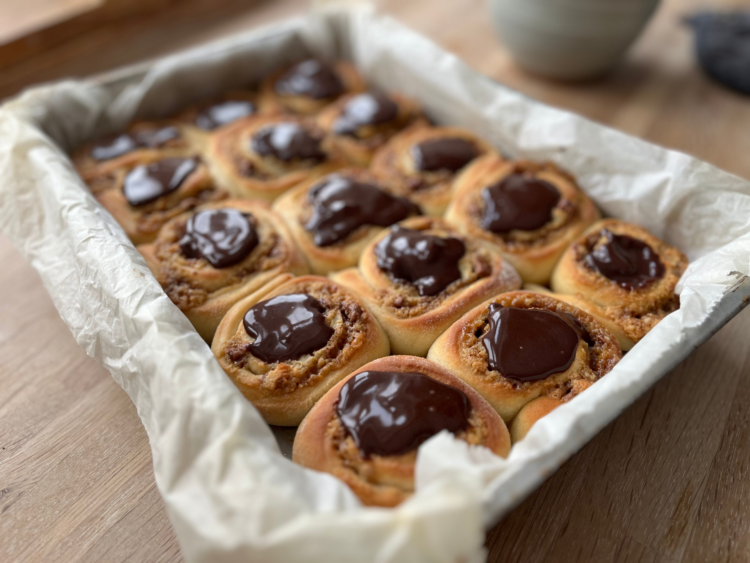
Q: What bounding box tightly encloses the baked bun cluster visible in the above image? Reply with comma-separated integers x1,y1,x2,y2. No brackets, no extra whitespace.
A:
71,57,688,506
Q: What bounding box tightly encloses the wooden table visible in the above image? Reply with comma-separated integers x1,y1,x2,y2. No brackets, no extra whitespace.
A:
2,0,749,561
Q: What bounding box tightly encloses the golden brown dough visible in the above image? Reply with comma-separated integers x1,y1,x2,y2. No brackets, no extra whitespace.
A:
272,168,420,274
212,275,390,426
258,59,366,115
369,125,497,216
293,355,510,507
88,155,226,245
71,119,192,182
550,219,688,350
446,157,600,284
176,91,261,148
138,199,308,342
427,291,622,431
331,216,522,357
204,114,348,202
316,91,427,166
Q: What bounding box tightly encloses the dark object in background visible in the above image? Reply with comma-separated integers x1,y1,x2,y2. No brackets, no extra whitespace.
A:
686,11,750,96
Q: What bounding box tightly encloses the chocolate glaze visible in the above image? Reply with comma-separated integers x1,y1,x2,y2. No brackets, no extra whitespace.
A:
480,173,561,233
332,92,398,136
411,137,479,172
91,126,180,161
482,305,581,382
179,208,258,268
304,175,419,247
122,157,197,207
195,100,256,130
584,229,665,290
336,370,471,458
242,294,334,364
274,59,344,100
251,122,325,162
375,226,465,296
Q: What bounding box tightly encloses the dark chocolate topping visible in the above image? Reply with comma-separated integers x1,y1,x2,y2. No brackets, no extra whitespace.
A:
411,137,479,172
336,370,471,458
91,126,180,161
332,92,399,136
122,157,197,207
251,122,326,162
374,226,465,296
195,100,256,130
304,175,419,247
584,229,665,290
480,173,561,233
482,305,581,382
179,208,258,268
242,294,334,364
274,59,345,100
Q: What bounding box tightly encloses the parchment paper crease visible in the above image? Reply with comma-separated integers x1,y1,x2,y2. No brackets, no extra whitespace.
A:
1,6,749,562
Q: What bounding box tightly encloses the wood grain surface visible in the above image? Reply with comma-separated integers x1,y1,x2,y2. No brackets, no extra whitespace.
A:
2,0,749,561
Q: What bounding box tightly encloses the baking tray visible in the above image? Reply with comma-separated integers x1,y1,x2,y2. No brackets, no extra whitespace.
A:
1,6,750,562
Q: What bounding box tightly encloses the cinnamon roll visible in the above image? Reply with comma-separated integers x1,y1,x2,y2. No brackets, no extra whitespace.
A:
138,199,308,341
293,355,510,507
211,274,390,426
205,114,347,202
272,168,421,274
90,155,226,245
446,157,600,284
72,120,191,182
427,291,622,430
176,91,259,147
259,58,366,115
331,216,522,357
316,91,427,165
550,219,688,350
369,125,496,216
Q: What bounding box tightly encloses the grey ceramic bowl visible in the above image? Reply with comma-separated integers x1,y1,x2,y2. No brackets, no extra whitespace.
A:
488,0,661,80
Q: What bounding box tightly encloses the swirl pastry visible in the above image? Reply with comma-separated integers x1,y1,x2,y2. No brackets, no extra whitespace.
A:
446,157,600,284
272,168,421,274
428,291,622,436
293,355,510,507
212,274,390,426
550,219,688,351
259,58,366,115
138,199,308,341
331,216,522,357
72,120,191,182
316,91,427,165
205,114,347,202
369,125,495,216
177,91,259,147
90,155,226,245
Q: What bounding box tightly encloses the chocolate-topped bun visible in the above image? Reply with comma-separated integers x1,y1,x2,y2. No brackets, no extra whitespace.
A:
272,168,421,274
427,291,622,438
259,59,366,116
331,216,522,356
88,155,226,245
176,91,260,146
316,91,427,166
137,199,308,341
212,274,390,426
293,355,510,506
446,157,600,284
369,125,495,216
550,219,688,351
72,120,191,182
204,114,348,202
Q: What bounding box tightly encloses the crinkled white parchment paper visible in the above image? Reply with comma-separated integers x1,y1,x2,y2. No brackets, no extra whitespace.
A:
1,6,750,563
